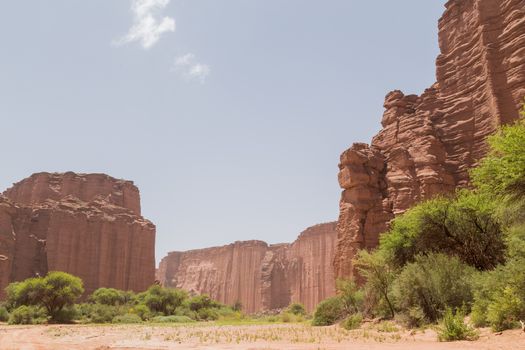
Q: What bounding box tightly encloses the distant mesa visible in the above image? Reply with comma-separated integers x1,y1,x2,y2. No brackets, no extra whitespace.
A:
0,172,155,299
157,222,338,314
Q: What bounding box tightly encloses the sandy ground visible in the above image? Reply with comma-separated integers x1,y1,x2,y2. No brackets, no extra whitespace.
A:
0,323,524,350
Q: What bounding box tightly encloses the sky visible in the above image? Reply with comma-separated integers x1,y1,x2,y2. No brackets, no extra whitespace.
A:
0,0,446,264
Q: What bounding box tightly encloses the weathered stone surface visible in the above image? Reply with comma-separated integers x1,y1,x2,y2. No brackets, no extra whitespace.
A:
0,173,155,299
334,0,525,278
158,222,337,313
4,172,141,215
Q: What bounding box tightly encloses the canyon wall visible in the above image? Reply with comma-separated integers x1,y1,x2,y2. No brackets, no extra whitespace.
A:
158,222,337,313
334,0,525,278
0,172,155,298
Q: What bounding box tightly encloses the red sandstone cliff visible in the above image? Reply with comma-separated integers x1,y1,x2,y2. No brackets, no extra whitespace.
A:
334,0,525,278
158,222,337,313
0,172,155,298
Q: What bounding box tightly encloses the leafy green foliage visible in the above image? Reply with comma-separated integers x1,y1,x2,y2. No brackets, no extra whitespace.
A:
8,306,47,325
286,303,306,316
141,285,187,316
437,308,478,342
90,288,133,306
76,303,127,324
472,116,525,202
312,297,344,326
393,253,475,322
336,279,364,315
341,313,363,330
0,306,9,322
5,271,84,323
354,250,396,318
379,191,504,270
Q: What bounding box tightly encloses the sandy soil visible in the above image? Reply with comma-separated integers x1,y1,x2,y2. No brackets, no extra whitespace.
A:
0,323,524,350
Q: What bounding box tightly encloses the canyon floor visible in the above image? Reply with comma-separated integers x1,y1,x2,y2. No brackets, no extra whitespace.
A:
1,323,524,350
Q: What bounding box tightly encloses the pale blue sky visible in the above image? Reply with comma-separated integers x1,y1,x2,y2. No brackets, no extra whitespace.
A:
0,1,446,263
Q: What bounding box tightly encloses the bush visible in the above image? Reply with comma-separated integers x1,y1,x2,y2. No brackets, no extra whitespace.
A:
112,313,143,324
486,286,524,331
8,306,47,325
354,250,396,318
341,313,363,330
5,271,84,322
197,307,219,321
336,279,364,315
90,288,134,306
0,306,9,322
437,308,478,342
396,306,426,328
77,303,126,324
379,191,504,271
312,297,344,326
142,285,187,316
393,253,475,322
188,294,220,311
151,315,195,323
286,303,306,316
131,304,152,321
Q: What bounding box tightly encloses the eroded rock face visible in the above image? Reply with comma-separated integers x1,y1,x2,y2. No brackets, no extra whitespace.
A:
334,0,525,278
0,173,155,299
158,222,337,313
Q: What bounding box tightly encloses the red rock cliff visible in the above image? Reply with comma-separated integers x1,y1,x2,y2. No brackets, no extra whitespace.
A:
158,222,337,313
0,172,155,299
334,0,525,278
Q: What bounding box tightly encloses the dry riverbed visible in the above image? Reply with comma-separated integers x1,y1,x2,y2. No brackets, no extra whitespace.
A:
0,322,524,350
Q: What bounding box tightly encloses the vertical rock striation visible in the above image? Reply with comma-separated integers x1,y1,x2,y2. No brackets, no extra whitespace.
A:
334,0,525,278
0,172,155,299
158,222,337,313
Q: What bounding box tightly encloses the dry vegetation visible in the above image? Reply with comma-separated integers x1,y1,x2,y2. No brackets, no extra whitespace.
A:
1,321,525,350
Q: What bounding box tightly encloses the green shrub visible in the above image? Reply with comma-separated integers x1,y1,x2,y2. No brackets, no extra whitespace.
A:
0,306,9,322
77,303,126,324
5,271,84,322
437,308,478,342
8,306,47,325
393,253,475,322
354,250,396,318
231,300,243,312
151,315,195,323
131,304,152,321
142,285,187,316
112,313,143,324
197,307,219,321
486,286,524,331
379,191,503,271
336,279,364,315
396,306,426,328
90,288,134,306
341,313,362,330
286,303,306,316
312,297,344,326
188,294,220,311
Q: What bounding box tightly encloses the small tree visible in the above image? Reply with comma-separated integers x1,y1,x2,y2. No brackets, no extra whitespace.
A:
142,285,187,315
336,279,363,315
5,271,84,322
354,250,396,319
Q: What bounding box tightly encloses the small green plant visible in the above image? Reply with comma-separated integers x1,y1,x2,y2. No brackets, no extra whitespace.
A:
341,313,363,330
0,306,9,322
286,302,306,316
312,297,344,326
112,313,143,324
8,305,47,325
437,308,479,342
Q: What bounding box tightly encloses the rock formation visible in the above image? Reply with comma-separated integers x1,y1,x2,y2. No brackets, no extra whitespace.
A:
0,172,155,299
158,222,337,313
334,0,525,278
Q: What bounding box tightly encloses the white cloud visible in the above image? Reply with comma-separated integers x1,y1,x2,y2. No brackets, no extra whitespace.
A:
115,0,175,49
172,53,211,83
